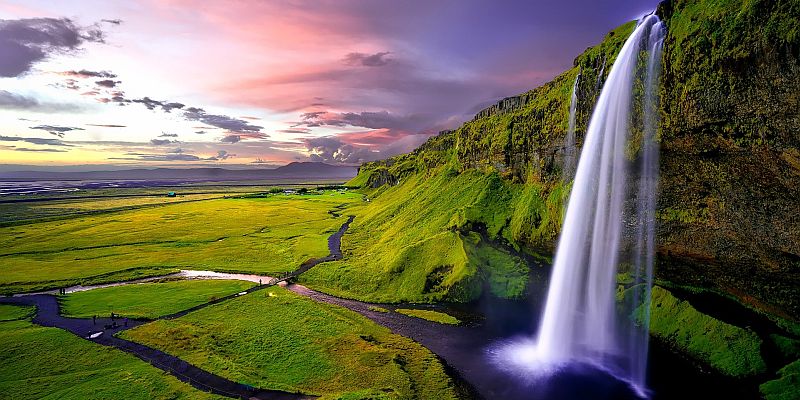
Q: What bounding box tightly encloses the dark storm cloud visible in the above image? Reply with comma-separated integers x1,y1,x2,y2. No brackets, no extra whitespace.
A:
29,124,84,137
0,135,72,147
60,69,116,78
0,90,81,112
95,79,119,88
343,51,392,67
0,18,106,77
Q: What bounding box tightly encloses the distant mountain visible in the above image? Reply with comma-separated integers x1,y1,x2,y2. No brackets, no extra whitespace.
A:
0,162,357,182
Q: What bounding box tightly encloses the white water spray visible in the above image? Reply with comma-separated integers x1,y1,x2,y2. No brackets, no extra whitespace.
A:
496,15,665,396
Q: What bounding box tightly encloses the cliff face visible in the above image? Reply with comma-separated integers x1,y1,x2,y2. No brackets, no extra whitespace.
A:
349,0,799,319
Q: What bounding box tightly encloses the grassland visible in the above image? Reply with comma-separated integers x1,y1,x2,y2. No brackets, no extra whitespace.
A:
645,286,766,376
61,280,255,319
120,286,458,399
0,192,361,295
0,305,221,399
395,309,460,325
760,360,800,400
300,169,560,303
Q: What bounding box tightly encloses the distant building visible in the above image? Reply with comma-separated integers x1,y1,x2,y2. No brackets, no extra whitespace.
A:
167,191,176,197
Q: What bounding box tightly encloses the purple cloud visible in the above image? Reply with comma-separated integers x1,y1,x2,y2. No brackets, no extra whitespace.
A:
0,18,106,77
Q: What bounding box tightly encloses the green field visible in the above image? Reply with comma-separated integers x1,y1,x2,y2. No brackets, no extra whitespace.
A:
0,304,221,400
0,192,361,294
395,309,460,325
61,279,255,319
121,286,458,399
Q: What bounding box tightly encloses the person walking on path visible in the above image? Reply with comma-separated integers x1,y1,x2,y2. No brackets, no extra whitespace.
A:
124,317,128,327
92,315,96,325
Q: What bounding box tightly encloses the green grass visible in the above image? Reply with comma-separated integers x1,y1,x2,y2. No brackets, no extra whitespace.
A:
395,309,460,325
0,309,221,399
771,334,800,359
120,286,457,399
302,170,543,303
760,360,800,400
61,279,256,319
0,193,360,295
645,286,766,376
0,304,34,321
368,306,389,313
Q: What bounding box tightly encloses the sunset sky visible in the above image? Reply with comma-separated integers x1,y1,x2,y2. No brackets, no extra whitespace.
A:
1,0,657,169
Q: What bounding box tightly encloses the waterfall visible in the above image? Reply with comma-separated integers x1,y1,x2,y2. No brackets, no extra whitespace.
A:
562,72,580,180
496,15,665,396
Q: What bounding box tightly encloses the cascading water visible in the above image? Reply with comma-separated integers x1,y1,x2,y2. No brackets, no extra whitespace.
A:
562,72,580,180
492,15,665,398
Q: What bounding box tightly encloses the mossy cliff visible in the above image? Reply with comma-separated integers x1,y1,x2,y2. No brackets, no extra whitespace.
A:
315,0,800,325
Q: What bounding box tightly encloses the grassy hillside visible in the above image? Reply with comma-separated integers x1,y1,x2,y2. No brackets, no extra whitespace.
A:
301,168,568,303
308,0,800,321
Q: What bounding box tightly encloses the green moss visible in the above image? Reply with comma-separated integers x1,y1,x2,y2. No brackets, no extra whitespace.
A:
645,286,766,376
760,360,800,400
395,309,460,325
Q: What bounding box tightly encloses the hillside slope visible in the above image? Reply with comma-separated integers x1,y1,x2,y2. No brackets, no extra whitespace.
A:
302,0,800,320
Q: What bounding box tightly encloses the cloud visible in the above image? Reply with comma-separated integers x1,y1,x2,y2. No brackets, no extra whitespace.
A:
59,69,116,78
95,79,119,88
220,135,240,143
252,158,269,164
86,123,126,128
0,135,72,146
102,19,122,25
206,150,232,161
297,110,422,133
158,133,178,137
150,138,178,145
29,124,84,137
110,152,202,162
14,147,67,152
184,109,263,132
195,130,207,134
0,18,106,77
0,90,81,112
305,136,375,164
343,51,392,67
